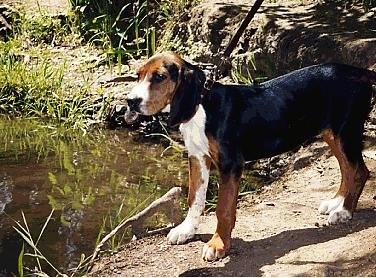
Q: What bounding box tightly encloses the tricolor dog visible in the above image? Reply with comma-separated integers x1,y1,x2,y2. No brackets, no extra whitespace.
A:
124,52,376,261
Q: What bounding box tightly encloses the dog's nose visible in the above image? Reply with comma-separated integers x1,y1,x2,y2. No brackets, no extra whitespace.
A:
127,98,142,111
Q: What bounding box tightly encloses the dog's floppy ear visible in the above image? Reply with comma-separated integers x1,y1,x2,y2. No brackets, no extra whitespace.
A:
169,61,206,127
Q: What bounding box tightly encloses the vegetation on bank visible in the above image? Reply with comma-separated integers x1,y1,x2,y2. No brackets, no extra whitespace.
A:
69,0,198,59
0,10,106,132
0,0,197,133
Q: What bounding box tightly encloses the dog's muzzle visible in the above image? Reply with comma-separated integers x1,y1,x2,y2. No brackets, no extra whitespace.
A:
124,98,142,124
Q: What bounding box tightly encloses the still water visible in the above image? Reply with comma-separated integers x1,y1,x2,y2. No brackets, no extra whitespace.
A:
0,117,187,275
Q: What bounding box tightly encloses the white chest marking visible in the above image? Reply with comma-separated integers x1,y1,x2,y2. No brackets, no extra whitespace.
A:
179,104,209,157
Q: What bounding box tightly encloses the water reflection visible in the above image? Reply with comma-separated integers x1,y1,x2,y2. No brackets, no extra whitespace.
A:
0,175,13,217
0,117,186,275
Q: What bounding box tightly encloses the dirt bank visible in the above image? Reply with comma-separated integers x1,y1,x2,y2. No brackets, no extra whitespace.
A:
176,0,376,78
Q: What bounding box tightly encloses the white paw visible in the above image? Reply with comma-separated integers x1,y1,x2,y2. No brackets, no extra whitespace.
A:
328,208,352,224
167,220,195,245
202,244,225,261
318,196,344,214
318,196,352,224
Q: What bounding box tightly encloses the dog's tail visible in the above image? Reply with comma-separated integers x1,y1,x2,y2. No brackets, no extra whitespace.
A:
335,63,376,85
364,68,376,84
348,66,376,110
354,67,376,85
364,68,376,109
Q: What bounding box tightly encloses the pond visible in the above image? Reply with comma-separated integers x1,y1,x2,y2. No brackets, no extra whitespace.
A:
0,116,187,276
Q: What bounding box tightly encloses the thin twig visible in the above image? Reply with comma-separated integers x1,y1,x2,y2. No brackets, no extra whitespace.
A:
89,187,183,266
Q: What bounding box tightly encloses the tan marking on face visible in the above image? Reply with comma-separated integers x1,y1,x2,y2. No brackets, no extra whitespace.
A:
136,52,184,115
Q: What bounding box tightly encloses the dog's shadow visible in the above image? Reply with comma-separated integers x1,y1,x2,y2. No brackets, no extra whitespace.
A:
180,208,376,277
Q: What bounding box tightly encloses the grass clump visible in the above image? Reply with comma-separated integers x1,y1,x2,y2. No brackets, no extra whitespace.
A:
0,7,111,133
0,41,105,132
352,0,376,10
70,0,200,62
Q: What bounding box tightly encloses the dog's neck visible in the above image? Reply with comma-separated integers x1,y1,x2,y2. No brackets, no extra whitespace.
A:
201,77,216,100
203,78,215,91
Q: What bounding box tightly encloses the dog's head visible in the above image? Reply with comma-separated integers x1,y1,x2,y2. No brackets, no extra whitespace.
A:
125,52,206,127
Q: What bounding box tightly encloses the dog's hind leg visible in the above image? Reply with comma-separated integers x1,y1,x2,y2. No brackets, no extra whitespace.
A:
319,129,369,224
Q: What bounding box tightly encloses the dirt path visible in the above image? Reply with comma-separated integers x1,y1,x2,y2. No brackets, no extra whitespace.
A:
90,138,376,276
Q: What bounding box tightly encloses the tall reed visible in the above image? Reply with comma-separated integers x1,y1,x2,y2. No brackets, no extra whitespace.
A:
0,8,111,133
0,45,104,131
69,0,198,64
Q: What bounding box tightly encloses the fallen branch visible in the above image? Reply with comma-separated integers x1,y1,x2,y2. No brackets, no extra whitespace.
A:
89,187,183,265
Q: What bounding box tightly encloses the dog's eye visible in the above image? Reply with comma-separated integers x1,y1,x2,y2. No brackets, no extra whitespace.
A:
152,73,166,83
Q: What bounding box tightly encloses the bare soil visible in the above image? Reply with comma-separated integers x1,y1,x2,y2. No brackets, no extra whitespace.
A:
182,0,376,77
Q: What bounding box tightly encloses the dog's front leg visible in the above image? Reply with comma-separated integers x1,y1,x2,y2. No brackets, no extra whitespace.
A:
202,172,240,261
167,154,211,244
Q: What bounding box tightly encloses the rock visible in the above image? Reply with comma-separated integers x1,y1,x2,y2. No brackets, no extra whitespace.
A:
293,153,313,170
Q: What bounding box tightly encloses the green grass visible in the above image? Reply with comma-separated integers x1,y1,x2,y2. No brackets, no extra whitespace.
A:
0,8,112,133
14,210,64,276
70,0,200,64
231,54,268,85
0,43,106,132
69,0,156,63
